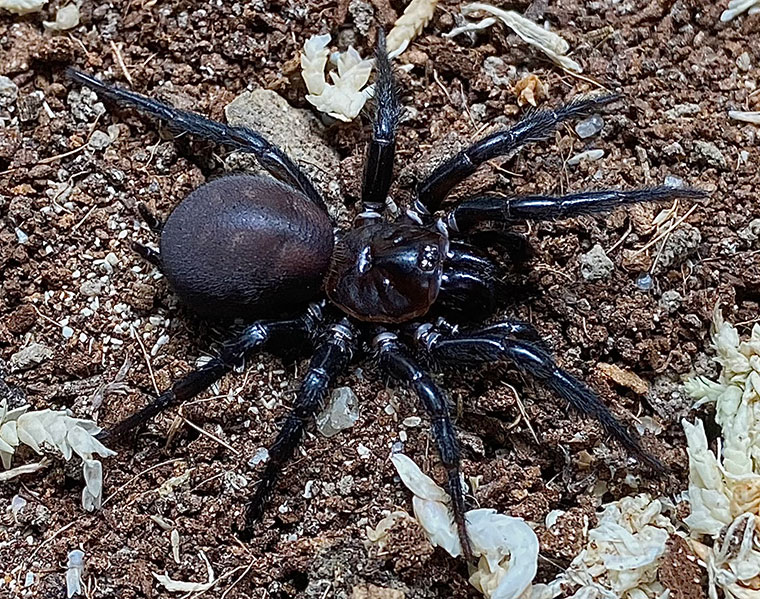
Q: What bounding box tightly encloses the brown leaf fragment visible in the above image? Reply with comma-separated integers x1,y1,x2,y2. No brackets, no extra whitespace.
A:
513,73,547,107
597,362,650,395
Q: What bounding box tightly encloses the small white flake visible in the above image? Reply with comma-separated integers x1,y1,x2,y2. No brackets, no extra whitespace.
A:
721,0,760,21
0,0,46,14
66,549,85,598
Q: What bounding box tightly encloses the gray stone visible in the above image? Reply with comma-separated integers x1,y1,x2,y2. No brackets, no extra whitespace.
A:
694,140,727,169
10,343,53,372
316,386,360,437
663,174,684,188
0,76,18,108
654,224,702,273
739,218,760,245
659,290,683,313
665,103,701,119
662,141,685,158
224,89,344,218
483,56,515,87
67,86,106,122
348,0,374,37
79,280,103,297
580,244,614,281
88,130,113,151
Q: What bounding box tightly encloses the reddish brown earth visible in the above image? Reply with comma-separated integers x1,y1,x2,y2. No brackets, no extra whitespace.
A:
1,1,758,597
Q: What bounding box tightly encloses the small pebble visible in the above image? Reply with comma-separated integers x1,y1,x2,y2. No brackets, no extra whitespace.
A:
0,75,18,108
15,228,28,244
663,175,684,188
62,326,74,339
575,114,604,138
636,272,653,290
659,290,683,313
694,140,727,169
248,448,269,467
10,494,27,516
580,244,614,281
24,572,35,587
88,130,112,151
316,386,360,437
10,343,53,372
567,149,604,166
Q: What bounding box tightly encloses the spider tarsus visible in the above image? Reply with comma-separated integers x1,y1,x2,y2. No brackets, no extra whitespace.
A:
447,469,475,562
137,202,164,233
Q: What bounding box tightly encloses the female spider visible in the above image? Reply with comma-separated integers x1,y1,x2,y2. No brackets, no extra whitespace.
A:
68,36,700,557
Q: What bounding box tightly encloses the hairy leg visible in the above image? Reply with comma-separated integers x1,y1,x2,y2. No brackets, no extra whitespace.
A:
446,187,705,232
361,31,400,215
100,303,325,440
413,321,664,471
240,319,356,538
67,69,327,212
416,95,618,211
374,330,473,559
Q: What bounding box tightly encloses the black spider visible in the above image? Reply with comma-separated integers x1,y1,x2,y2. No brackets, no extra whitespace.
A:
68,36,701,558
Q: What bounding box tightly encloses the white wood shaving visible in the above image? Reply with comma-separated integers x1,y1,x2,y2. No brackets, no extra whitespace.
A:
301,35,374,122
729,110,760,124
721,0,760,21
43,3,80,31
386,0,439,58
682,309,760,598
154,551,216,593
567,149,604,166
0,0,46,14
556,494,675,599
66,549,85,598
0,399,115,511
301,0,438,121
154,551,250,594
389,453,539,599
445,3,582,73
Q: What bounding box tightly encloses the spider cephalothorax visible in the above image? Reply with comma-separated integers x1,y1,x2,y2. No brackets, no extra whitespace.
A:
69,34,702,557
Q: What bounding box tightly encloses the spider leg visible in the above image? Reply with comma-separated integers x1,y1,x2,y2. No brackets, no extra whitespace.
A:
131,242,161,268
416,95,619,211
241,319,355,538
374,330,474,560
361,31,400,214
66,69,327,212
100,303,325,441
137,202,164,233
413,322,664,471
438,242,501,318
446,187,705,233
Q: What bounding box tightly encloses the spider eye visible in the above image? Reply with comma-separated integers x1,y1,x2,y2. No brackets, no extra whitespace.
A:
418,244,440,272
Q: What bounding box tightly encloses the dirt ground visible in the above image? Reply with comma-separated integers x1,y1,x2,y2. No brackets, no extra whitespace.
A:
1,0,758,597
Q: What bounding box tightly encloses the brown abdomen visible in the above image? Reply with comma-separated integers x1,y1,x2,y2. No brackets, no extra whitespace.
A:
160,175,333,319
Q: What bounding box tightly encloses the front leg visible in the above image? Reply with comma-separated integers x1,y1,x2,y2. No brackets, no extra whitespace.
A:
373,330,473,559
413,321,664,471
446,187,704,233
416,95,618,211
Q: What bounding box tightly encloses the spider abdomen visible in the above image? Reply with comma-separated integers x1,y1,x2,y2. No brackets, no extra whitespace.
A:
159,175,334,319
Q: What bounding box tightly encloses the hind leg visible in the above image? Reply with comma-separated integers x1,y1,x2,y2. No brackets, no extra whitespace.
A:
133,203,163,268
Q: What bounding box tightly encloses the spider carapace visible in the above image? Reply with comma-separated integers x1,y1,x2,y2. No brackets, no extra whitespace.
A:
69,34,702,558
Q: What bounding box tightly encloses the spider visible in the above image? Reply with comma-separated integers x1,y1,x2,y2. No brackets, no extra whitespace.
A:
68,35,701,557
